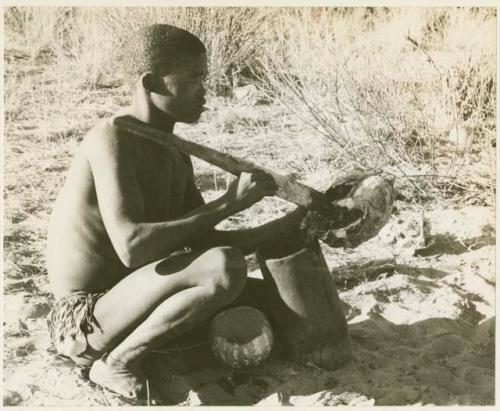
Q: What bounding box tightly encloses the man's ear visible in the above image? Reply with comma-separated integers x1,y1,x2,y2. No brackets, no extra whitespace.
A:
141,72,171,96
140,72,155,93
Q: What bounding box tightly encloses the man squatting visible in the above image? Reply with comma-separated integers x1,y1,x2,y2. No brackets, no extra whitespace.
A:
46,24,306,399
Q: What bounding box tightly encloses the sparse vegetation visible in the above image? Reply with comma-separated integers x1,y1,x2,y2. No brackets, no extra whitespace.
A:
3,6,496,406
258,7,495,201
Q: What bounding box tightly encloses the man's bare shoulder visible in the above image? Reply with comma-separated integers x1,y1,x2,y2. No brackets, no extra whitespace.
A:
80,117,141,164
81,118,120,152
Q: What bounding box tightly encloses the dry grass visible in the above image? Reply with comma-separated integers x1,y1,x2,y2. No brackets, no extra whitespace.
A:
3,5,495,292
3,2,495,306
2,6,496,405
258,7,495,202
4,6,268,92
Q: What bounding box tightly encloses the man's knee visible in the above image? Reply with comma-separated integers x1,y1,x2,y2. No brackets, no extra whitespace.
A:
203,246,247,301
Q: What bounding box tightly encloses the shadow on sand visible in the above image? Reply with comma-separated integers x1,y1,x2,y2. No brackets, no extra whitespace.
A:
415,224,495,257
142,277,495,406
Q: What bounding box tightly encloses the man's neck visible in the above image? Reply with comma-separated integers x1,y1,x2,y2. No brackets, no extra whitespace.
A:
130,87,175,133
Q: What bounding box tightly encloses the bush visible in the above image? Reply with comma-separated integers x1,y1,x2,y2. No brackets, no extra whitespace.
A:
258,7,496,202
4,6,268,94
4,6,495,203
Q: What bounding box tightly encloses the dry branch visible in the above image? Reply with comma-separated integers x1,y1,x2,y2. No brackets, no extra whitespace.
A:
331,257,396,288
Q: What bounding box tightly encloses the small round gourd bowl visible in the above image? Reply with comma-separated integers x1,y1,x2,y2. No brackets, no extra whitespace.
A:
210,306,274,368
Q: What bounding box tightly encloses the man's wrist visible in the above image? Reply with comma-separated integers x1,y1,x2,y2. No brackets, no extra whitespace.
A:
219,194,245,214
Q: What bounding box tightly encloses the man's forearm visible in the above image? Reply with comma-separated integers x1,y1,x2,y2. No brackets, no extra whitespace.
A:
122,195,243,267
192,207,307,255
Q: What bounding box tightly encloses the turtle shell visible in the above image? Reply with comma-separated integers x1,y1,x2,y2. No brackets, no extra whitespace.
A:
301,173,394,248
210,306,274,368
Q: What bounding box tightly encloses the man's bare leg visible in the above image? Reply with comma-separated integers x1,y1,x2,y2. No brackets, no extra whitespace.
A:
83,246,247,399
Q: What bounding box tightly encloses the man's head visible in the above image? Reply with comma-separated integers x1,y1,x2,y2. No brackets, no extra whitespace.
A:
121,24,208,124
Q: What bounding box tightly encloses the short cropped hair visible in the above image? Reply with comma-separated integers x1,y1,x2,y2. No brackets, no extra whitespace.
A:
119,24,206,84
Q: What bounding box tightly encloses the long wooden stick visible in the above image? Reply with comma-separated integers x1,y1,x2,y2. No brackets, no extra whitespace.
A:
112,115,330,212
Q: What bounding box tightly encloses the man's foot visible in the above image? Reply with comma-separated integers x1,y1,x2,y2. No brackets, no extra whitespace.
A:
89,355,146,400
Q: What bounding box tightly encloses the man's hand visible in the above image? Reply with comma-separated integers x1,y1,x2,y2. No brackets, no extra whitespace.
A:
224,170,277,210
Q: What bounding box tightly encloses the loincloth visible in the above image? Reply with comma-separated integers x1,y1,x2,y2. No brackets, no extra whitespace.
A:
47,291,105,361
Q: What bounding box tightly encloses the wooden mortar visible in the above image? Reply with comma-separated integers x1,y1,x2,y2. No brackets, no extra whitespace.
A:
256,229,351,370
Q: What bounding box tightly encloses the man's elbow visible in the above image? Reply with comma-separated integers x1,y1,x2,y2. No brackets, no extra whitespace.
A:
116,226,143,268
116,243,139,269
116,247,140,269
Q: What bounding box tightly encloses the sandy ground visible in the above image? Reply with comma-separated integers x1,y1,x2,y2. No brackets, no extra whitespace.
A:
3,204,495,406
4,12,496,405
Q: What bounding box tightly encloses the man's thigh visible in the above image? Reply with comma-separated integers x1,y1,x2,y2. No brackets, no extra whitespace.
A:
157,277,271,350
87,249,217,352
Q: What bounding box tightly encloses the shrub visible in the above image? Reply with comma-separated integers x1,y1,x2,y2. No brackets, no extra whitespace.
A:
258,7,496,202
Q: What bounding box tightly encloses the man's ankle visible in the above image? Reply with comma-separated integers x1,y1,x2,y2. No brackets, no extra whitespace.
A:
105,352,143,370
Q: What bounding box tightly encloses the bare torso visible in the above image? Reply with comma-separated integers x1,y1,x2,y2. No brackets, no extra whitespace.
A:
47,119,199,299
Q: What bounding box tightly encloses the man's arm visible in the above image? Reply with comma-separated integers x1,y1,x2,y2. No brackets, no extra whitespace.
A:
181,162,307,255
190,207,307,255
180,162,306,255
83,124,275,268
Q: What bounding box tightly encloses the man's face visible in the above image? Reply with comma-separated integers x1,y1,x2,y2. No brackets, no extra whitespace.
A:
151,52,208,124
